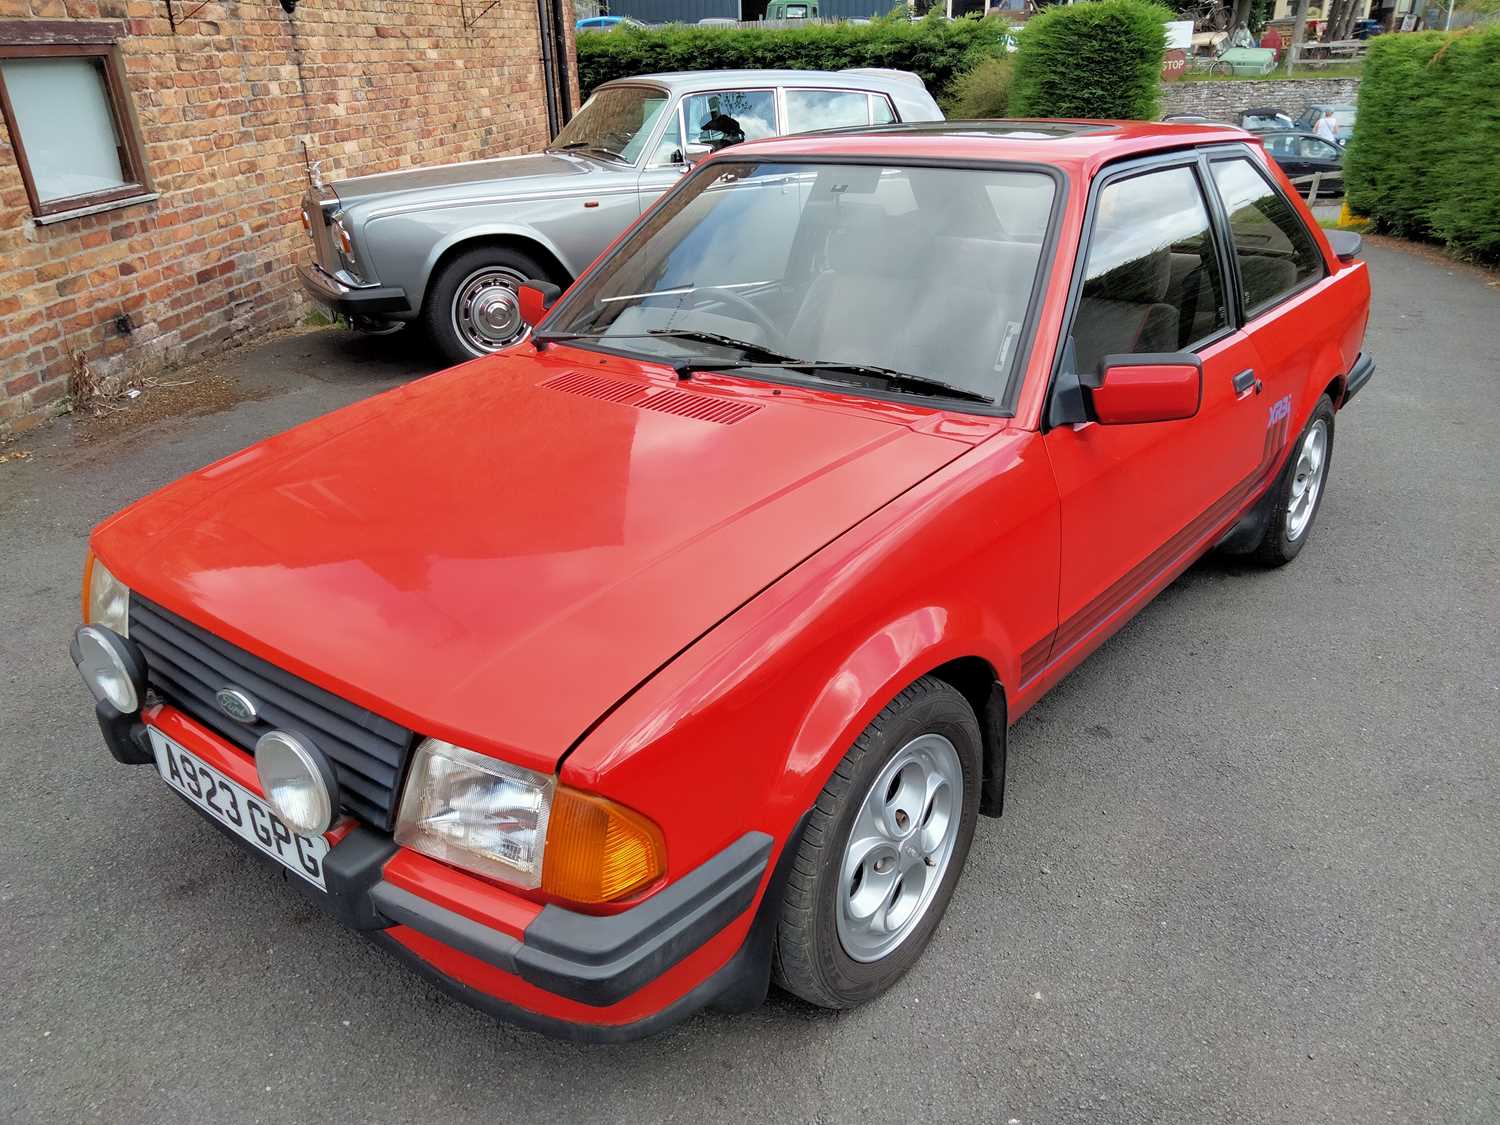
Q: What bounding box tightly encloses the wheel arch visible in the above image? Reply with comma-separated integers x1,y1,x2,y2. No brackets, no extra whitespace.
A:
415,229,573,314
776,610,1017,828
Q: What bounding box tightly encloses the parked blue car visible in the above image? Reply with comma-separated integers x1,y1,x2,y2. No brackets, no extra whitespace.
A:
576,15,645,30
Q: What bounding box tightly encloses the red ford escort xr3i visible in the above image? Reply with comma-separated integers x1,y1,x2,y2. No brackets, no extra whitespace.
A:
73,122,1373,1041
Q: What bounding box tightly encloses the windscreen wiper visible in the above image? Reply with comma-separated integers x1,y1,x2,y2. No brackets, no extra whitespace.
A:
532,328,800,368
684,359,995,404
550,142,627,162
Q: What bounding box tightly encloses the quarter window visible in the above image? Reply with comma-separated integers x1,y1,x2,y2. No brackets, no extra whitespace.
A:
0,43,150,219
1210,157,1324,315
870,96,896,125
784,89,869,133
682,90,777,151
1072,165,1228,375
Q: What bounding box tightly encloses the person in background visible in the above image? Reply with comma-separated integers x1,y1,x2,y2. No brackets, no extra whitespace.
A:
1314,109,1340,143
1260,23,1284,59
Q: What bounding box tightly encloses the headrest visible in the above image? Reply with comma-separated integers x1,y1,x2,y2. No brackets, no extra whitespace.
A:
1082,244,1172,305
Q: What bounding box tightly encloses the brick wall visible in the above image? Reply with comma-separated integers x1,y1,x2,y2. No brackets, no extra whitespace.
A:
0,2,577,433
1160,77,1361,122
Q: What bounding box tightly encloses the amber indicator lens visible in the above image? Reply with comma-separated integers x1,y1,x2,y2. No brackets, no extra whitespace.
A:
543,788,665,904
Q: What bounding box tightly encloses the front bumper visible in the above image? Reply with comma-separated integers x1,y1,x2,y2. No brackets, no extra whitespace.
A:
298,262,410,319
83,693,776,1041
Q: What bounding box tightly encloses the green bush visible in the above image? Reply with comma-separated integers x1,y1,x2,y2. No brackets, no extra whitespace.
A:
1008,0,1172,120
1344,26,1500,261
576,12,1012,102
943,54,1013,118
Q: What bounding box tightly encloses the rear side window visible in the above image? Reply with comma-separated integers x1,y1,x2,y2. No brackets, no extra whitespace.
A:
1210,157,1324,315
784,89,870,133
1071,165,1228,375
870,95,896,125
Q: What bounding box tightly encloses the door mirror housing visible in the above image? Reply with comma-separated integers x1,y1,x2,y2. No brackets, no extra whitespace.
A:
1324,227,1361,262
1086,353,1202,425
681,142,713,166
517,281,562,328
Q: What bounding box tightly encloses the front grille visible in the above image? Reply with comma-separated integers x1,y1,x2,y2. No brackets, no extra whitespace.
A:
303,190,341,276
130,595,416,830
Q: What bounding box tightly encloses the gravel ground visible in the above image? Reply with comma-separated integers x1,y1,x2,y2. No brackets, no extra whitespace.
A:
2,241,1497,1124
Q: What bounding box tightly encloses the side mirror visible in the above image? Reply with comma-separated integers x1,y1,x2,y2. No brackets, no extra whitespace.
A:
1324,227,1362,262
1086,353,1202,425
681,142,713,167
517,280,562,328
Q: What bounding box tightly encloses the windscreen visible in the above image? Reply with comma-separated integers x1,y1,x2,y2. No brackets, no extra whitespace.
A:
549,85,670,164
548,160,1057,405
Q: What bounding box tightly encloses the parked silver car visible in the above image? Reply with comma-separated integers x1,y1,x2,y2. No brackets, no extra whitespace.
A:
298,69,943,362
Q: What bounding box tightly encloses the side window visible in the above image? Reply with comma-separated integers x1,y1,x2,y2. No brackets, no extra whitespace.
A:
649,107,683,166
1300,137,1338,160
682,90,776,151
870,95,896,125
1209,157,1324,315
1071,165,1228,375
784,89,870,134
1264,134,1292,156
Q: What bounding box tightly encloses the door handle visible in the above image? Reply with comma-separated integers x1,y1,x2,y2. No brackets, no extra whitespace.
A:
1232,368,1262,396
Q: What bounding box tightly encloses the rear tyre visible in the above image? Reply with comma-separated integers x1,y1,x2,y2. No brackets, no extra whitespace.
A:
1252,395,1336,567
421,246,557,365
771,676,981,1009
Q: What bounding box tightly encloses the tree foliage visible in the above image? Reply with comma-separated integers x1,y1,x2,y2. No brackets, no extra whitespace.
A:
943,54,1013,117
1009,0,1173,120
576,12,1012,101
1344,26,1500,261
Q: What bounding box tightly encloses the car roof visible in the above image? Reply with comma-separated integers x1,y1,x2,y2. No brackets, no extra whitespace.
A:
600,69,922,95
705,119,1257,176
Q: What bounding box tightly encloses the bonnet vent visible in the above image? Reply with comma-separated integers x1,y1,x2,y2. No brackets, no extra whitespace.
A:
541,372,762,425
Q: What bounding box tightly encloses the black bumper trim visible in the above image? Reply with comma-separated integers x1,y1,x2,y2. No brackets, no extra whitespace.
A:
365,831,773,1008
518,832,773,1006
298,263,409,316
1343,352,1375,405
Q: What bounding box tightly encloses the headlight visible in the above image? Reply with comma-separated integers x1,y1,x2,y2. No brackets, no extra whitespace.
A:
82,552,131,637
73,625,142,713
395,739,665,902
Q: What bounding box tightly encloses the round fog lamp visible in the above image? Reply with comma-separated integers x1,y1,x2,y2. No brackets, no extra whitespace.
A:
255,731,339,836
75,625,141,714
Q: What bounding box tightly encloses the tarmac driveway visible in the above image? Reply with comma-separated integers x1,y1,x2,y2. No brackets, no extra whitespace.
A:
2,241,1496,1123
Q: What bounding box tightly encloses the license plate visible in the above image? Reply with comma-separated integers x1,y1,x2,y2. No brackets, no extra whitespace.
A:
149,729,329,890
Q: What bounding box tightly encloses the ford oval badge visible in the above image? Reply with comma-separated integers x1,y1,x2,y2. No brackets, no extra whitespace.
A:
215,687,259,724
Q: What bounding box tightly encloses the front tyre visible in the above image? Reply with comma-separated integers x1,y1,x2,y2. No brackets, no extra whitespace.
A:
772,677,981,1009
1253,395,1336,567
422,246,554,365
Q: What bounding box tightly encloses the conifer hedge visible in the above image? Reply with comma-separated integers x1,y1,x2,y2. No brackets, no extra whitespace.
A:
575,13,1011,104
1008,0,1172,121
1344,26,1500,261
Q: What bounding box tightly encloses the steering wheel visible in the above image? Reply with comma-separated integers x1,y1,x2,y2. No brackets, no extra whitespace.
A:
690,286,779,341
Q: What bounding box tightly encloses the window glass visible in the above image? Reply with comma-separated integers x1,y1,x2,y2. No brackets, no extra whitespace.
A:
649,107,683,165
682,90,777,151
1210,157,1323,313
1298,137,1338,159
551,162,1056,403
1073,166,1228,375
1263,134,1293,156
784,89,869,133
549,85,670,163
0,56,130,203
870,96,895,125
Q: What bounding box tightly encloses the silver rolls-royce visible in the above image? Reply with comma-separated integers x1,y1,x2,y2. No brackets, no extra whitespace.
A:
297,69,942,363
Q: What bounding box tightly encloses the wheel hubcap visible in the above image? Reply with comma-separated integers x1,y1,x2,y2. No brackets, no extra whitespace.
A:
836,733,963,963
1287,419,1328,541
452,267,528,354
